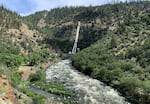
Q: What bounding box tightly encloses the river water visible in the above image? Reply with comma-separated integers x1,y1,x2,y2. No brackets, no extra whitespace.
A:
46,60,129,104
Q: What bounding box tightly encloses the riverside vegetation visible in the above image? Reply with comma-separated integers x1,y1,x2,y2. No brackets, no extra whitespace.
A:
0,0,150,104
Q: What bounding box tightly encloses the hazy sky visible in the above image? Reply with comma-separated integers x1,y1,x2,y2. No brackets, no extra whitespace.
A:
0,0,127,16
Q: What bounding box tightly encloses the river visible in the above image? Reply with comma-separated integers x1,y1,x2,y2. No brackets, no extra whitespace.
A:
46,60,129,104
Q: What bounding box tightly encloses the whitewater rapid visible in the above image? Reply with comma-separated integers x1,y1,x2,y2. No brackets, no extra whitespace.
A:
46,60,129,104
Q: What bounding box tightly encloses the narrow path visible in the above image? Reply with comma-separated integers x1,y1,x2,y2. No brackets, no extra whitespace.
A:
28,85,58,98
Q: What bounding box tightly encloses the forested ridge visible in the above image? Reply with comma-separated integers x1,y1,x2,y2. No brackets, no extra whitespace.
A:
23,1,150,52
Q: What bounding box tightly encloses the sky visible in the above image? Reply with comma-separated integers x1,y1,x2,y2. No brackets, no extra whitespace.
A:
0,0,127,16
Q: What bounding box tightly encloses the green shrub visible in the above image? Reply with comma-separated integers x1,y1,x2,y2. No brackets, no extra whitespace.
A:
0,54,24,67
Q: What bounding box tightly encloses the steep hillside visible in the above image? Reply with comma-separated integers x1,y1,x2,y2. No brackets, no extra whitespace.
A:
0,6,48,56
0,6,57,104
71,1,150,104
23,1,150,52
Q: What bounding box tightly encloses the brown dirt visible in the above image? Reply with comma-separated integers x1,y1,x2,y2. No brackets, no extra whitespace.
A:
18,66,36,80
0,74,20,104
